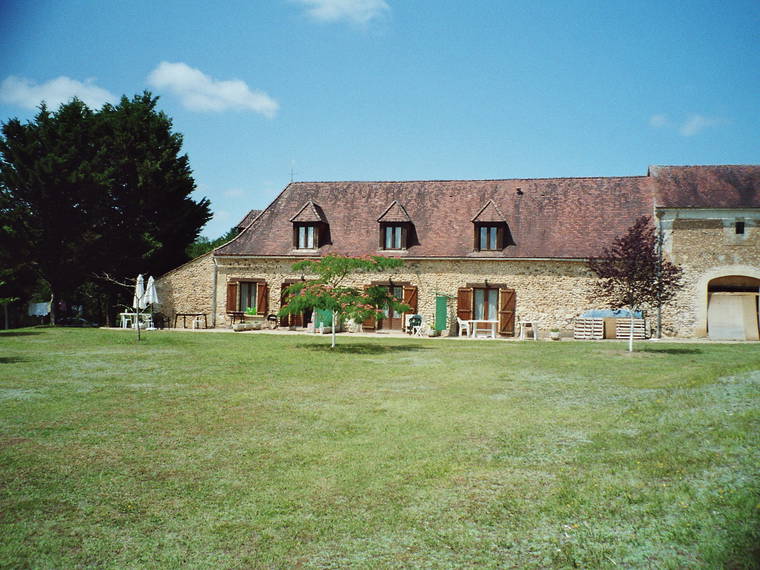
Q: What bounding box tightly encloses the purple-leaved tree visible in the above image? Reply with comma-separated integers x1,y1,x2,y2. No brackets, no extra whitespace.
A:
588,216,684,352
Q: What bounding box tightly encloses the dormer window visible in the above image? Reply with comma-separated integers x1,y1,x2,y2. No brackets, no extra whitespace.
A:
290,201,329,250
377,200,413,251
296,224,316,249
471,200,514,252
382,224,404,250
478,224,500,250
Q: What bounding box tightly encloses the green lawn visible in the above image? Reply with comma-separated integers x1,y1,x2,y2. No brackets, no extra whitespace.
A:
1,328,758,568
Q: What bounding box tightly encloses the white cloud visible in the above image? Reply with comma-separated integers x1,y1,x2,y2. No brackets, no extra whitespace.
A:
295,0,389,25
679,114,722,137
147,62,279,118
0,75,115,110
648,114,669,128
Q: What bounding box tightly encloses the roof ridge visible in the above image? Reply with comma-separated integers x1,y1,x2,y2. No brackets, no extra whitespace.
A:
291,175,651,184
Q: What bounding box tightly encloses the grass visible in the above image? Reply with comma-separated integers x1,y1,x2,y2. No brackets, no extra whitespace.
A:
1,328,759,568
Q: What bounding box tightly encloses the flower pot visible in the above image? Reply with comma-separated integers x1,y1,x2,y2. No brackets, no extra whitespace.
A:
550,331,561,341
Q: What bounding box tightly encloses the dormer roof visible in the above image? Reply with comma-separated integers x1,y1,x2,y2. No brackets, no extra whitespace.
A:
289,200,326,223
471,200,507,223
377,200,412,223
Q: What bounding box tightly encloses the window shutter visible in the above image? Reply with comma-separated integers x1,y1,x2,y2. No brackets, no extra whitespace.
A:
256,282,268,315
402,285,418,314
379,224,385,249
498,288,516,336
361,285,377,330
226,282,238,312
457,287,473,321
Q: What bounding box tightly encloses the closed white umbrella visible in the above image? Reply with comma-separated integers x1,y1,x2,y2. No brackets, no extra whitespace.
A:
133,274,148,310
144,276,159,306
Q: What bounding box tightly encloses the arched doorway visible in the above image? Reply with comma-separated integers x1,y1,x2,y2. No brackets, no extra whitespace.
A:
707,275,760,340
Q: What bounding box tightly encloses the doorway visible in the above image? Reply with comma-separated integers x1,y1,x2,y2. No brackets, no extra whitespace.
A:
707,275,760,340
378,285,404,330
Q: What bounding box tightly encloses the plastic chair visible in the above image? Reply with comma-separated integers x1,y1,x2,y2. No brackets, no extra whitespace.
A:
192,316,204,329
457,317,471,337
407,314,422,334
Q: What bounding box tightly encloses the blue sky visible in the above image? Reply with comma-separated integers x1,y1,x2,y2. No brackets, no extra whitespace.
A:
1,0,758,239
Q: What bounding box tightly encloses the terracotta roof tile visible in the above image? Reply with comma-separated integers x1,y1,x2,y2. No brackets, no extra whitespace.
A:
289,200,326,223
377,200,411,223
471,200,507,223
651,165,760,208
234,209,262,230
216,166,758,259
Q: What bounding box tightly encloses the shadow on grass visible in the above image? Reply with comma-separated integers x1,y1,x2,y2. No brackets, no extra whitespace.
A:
0,331,44,337
295,342,432,354
0,356,26,364
639,347,703,355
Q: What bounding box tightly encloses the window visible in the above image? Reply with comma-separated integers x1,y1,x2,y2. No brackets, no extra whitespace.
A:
475,224,502,251
226,280,268,315
736,221,745,235
384,225,402,249
479,226,499,250
239,282,258,312
473,288,498,320
296,224,316,249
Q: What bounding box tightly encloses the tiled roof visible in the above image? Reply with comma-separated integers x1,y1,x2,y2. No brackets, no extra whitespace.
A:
289,200,327,223
215,165,758,259
234,209,262,230
651,165,760,208
377,200,411,223
471,200,507,223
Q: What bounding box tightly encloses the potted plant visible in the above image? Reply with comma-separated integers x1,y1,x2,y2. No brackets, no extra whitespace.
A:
549,328,561,341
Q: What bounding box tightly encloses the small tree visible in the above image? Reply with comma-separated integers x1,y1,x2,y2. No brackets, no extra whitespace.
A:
278,255,409,348
588,216,683,352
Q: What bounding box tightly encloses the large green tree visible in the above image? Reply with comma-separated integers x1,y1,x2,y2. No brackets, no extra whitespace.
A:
0,93,211,324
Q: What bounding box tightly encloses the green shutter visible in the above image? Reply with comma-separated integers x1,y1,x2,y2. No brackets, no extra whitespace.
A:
435,295,447,331
315,309,333,328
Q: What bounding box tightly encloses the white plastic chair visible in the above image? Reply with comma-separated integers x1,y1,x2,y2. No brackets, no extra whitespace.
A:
457,317,471,337
192,316,204,329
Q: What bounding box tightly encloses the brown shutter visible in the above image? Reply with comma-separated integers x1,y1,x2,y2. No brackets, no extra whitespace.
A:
226,282,238,312
379,224,384,249
457,287,473,320
498,288,516,336
361,284,377,330
256,282,268,315
402,285,418,314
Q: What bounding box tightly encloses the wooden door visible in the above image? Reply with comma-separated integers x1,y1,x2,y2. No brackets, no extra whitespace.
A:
379,285,404,330
498,288,516,336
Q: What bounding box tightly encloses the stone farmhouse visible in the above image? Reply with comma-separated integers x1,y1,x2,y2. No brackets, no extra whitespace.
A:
156,165,760,340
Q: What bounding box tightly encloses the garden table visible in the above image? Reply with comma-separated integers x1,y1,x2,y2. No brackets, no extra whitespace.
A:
467,319,498,338
174,312,207,329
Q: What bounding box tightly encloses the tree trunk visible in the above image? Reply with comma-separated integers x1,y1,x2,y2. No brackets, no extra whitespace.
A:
628,311,634,353
49,290,57,326
331,310,337,348
3,303,8,330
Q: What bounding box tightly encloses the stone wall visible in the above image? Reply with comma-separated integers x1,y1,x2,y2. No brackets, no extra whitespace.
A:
155,252,215,321
155,211,760,338
663,213,760,337
213,257,599,336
